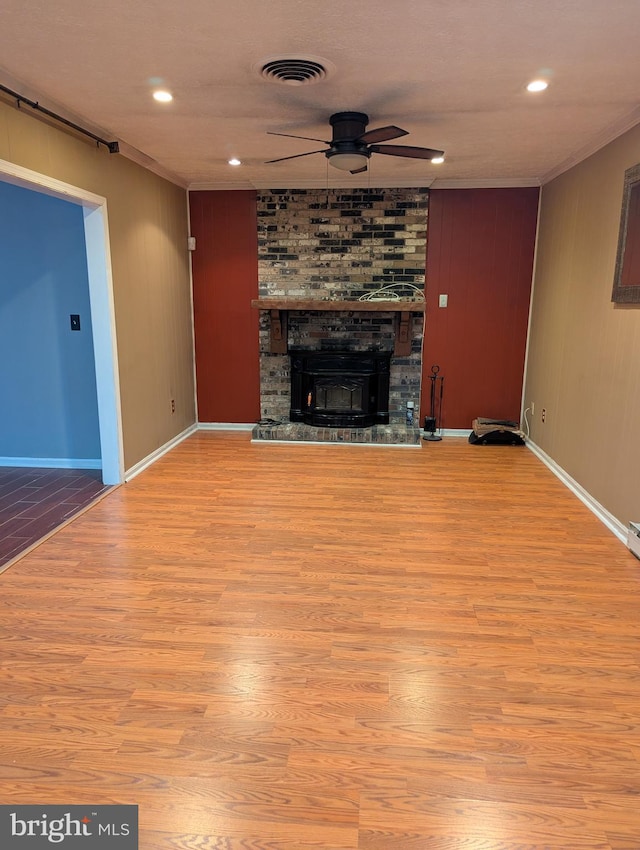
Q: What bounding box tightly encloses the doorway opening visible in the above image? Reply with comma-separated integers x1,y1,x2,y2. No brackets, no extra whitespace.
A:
0,157,124,484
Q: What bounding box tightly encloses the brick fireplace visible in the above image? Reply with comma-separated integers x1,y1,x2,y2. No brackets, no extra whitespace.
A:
252,187,428,443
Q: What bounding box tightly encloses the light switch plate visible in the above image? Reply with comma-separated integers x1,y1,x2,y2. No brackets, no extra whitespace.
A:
439,294,448,308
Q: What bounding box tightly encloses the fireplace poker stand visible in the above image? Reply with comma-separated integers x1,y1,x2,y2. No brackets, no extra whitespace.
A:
423,364,444,441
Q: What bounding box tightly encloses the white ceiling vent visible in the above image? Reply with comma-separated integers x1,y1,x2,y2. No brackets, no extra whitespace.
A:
257,55,334,86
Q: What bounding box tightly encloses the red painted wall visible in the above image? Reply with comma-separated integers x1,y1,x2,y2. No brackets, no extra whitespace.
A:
422,188,539,429
190,190,260,423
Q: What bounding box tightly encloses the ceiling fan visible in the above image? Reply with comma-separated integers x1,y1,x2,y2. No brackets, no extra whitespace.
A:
266,111,444,174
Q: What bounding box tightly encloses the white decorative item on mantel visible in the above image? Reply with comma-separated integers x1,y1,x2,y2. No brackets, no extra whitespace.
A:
358,283,425,302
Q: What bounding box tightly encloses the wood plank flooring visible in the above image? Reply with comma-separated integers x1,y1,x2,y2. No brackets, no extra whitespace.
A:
1,432,639,849
0,467,111,569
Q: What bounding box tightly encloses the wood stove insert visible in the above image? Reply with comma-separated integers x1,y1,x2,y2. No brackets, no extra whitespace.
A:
290,351,391,427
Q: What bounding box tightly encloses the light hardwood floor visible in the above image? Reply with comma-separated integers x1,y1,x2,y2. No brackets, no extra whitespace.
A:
1,432,639,849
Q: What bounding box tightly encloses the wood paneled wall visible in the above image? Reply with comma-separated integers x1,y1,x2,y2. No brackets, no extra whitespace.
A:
525,123,640,527
190,190,260,423
190,188,539,430
422,188,539,429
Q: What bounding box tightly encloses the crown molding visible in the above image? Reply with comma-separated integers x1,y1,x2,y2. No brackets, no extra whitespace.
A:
429,177,541,189
188,181,259,191
541,106,640,184
251,177,437,190
189,178,437,190
189,176,541,191
0,70,186,189
116,141,186,188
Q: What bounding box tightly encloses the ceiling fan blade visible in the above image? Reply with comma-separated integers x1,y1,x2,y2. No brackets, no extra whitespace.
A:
350,165,368,174
370,144,445,160
267,131,329,143
265,149,327,164
358,125,408,144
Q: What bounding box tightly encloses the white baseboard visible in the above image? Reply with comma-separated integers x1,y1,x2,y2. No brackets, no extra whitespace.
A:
526,439,627,543
440,429,472,437
198,422,255,431
124,424,197,482
0,457,101,469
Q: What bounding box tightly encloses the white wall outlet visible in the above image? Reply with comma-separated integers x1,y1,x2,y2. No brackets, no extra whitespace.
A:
187,236,196,251
531,402,535,415
439,293,448,308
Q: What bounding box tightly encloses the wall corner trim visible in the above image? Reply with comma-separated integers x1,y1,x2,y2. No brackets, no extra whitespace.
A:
124,424,197,482
526,439,627,543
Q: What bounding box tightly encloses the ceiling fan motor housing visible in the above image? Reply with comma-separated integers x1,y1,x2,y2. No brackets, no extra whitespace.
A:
329,111,369,142
327,112,372,169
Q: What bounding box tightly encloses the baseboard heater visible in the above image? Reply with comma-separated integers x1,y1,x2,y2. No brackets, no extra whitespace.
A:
628,522,640,560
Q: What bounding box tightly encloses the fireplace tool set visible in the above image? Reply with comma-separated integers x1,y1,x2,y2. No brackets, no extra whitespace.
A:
423,364,444,441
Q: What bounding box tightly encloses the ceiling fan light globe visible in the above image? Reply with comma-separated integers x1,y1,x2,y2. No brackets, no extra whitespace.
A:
328,152,369,171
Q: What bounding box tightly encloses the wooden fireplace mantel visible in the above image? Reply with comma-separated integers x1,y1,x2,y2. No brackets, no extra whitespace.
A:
251,298,425,356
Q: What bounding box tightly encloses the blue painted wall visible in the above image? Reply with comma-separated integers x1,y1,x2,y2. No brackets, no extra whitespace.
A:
0,181,100,461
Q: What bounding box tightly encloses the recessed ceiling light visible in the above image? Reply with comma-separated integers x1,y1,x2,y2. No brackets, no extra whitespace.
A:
431,156,445,164
153,90,173,103
228,158,242,166
526,79,548,93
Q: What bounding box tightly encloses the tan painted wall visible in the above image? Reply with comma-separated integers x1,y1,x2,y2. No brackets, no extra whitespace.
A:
525,123,640,527
0,99,195,470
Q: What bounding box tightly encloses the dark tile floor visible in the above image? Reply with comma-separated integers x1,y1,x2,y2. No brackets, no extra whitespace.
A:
0,467,112,569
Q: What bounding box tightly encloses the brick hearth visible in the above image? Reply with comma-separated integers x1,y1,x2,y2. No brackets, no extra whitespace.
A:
252,422,422,445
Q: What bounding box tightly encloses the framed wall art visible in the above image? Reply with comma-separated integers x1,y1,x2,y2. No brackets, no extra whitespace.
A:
612,161,640,303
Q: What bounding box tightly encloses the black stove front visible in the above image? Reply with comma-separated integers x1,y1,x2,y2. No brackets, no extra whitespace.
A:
290,351,390,427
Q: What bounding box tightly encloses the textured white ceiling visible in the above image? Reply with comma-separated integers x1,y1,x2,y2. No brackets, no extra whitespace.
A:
2,0,640,189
